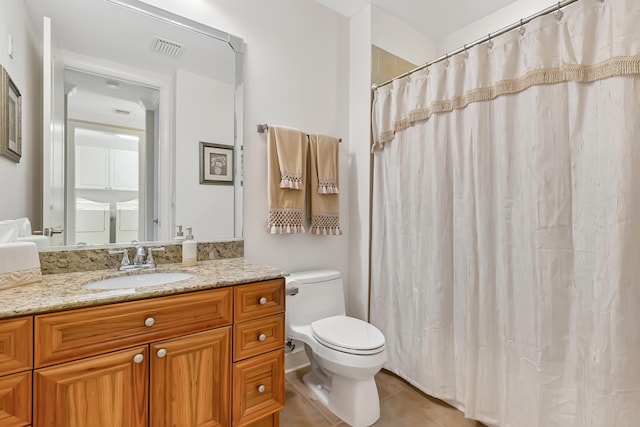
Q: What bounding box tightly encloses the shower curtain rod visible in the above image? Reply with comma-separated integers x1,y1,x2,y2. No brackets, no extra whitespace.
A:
372,0,583,90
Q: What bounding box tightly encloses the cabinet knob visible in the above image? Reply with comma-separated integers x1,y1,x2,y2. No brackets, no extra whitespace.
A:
145,317,155,327
156,348,167,358
258,333,267,342
257,384,266,393
133,353,144,364
259,297,267,305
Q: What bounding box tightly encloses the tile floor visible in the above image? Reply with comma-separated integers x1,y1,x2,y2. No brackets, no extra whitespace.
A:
280,367,486,427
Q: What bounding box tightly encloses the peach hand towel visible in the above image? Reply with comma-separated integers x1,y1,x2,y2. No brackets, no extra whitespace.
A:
267,126,308,234
308,134,342,235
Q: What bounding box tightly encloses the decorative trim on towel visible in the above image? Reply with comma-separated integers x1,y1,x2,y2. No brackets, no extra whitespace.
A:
280,173,303,190
318,180,339,194
268,208,306,234
0,267,42,291
310,213,343,235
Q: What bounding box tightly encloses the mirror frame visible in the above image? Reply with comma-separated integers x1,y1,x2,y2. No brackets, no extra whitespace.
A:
47,0,244,246
108,0,245,242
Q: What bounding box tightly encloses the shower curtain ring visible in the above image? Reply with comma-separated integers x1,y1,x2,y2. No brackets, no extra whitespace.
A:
444,53,450,67
518,19,526,36
486,33,494,49
463,44,469,59
555,2,564,20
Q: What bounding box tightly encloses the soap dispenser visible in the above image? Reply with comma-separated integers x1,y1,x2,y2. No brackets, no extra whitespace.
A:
174,225,185,241
182,227,197,266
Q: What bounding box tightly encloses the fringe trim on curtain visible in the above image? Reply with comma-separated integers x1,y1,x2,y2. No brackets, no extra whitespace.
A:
280,173,303,190
372,55,640,151
267,208,306,234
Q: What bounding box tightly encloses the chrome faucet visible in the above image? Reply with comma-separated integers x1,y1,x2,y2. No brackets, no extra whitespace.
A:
109,242,165,271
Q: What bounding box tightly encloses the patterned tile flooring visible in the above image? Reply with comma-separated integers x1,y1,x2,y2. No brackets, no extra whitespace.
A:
280,368,486,427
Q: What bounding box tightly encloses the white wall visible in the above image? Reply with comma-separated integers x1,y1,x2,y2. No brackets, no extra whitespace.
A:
0,0,41,226
174,70,235,241
438,0,557,55
347,6,373,320
371,6,437,66
142,0,351,283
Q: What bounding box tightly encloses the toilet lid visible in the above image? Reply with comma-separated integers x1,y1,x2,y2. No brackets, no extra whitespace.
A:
311,315,385,355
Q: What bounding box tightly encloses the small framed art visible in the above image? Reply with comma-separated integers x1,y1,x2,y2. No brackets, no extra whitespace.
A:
200,141,234,185
0,66,22,163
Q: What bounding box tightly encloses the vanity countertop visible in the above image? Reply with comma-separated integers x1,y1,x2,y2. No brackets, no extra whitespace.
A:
0,257,288,319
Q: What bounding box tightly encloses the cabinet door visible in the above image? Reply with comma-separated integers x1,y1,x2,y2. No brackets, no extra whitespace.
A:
34,346,148,427
75,145,109,189
0,371,31,427
151,327,231,427
110,149,139,191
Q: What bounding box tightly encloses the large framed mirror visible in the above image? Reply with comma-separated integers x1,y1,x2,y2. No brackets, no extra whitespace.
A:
24,0,244,247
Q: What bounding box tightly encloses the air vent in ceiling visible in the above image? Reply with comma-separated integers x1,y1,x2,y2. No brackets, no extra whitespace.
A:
112,108,131,116
152,37,184,57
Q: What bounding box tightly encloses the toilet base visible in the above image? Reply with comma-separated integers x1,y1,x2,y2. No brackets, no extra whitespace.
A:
302,364,381,427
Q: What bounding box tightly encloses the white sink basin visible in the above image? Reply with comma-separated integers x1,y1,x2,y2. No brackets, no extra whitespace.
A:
85,272,193,290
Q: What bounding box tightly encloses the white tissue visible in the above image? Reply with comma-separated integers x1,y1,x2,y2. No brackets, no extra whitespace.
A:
0,220,18,244
15,218,31,237
0,241,41,274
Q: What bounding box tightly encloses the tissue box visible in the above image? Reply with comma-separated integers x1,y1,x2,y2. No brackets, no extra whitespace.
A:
0,242,42,291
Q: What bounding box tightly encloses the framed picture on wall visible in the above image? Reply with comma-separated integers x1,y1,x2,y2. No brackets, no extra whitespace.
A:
200,141,234,185
0,66,22,163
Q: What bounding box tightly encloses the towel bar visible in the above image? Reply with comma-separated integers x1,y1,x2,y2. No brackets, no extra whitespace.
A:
257,124,342,142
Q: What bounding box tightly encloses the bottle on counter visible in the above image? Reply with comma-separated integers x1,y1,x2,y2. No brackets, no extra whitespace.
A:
182,227,197,266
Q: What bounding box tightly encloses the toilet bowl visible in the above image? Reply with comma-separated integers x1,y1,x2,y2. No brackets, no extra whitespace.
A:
286,270,387,427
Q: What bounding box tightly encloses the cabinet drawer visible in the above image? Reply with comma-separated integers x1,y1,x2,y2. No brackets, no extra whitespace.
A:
0,371,31,427
35,287,233,367
0,316,32,375
245,411,279,427
234,280,284,323
233,314,284,362
233,349,284,427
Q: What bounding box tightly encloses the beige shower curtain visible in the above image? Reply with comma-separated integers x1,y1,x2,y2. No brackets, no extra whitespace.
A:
370,1,640,426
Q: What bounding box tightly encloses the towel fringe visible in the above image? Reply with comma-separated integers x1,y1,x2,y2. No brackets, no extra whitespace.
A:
318,181,339,194
280,174,303,190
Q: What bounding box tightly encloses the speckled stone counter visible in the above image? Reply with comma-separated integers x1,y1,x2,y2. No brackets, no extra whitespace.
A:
0,257,287,319
39,240,244,274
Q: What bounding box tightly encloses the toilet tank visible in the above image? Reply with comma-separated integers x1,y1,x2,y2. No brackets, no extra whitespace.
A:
285,270,346,328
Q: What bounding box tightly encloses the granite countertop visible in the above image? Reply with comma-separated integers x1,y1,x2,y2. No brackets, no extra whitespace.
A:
1,258,288,319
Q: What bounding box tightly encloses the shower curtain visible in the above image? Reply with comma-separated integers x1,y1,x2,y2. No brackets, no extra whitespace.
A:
370,1,640,426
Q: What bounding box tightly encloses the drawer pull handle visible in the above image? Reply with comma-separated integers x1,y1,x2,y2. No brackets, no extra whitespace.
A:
259,297,267,305
145,317,155,327
258,333,267,342
133,353,144,364
157,348,167,358
257,384,266,393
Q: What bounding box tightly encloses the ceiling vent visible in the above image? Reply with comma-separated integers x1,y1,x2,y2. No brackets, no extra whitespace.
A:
152,37,184,57
112,108,131,116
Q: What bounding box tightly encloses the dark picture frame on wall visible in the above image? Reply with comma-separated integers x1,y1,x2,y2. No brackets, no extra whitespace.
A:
0,66,22,163
199,141,234,185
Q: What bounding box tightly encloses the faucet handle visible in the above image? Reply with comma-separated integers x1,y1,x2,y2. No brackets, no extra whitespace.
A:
146,246,165,266
109,249,131,267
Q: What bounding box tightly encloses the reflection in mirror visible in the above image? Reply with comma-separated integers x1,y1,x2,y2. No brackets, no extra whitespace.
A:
24,0,244,247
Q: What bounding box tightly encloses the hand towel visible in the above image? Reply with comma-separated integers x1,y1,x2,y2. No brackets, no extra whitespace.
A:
267,126,308,234
308,134,342,235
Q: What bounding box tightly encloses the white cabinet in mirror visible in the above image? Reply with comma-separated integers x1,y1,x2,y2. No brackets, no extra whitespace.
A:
22,0,244,248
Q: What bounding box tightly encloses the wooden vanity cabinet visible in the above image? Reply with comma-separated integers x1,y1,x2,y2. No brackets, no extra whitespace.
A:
233,279,285,427
25,278,285,427
0,316,33,427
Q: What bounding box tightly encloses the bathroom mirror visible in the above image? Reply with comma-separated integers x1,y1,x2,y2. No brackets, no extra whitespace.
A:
24,0,244,247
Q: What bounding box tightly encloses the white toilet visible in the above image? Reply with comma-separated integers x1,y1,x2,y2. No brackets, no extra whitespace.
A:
285,270,387,427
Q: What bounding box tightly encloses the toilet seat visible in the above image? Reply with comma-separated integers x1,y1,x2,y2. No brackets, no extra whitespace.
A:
311,315,385,355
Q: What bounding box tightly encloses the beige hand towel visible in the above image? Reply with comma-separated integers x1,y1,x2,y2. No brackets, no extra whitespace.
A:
270,126,306,190
267,126,308,234
308,134,342,235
